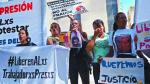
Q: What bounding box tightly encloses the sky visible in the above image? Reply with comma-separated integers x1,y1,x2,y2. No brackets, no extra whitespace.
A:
119,0,135,14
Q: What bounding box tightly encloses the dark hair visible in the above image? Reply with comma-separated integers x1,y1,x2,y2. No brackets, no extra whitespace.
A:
113,12,126,31
19,28,29,36
19,28,31,42
70,19,83,33
112,12,126,48
93,19,105,32
50,22,61,34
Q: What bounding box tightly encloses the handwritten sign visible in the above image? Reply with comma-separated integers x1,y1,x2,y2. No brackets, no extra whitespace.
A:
136,20,150,50
99,58,144,84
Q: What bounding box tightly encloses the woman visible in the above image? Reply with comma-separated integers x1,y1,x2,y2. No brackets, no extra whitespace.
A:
17,28,36,46
86,19,110,84
107,12,138,58
68,15,90,84
47,22,61,45
107,12,150,83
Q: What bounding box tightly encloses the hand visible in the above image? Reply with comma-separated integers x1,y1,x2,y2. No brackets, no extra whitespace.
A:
68,14,75,21
94,28,101,38
72,27,78,31
97,57,103,63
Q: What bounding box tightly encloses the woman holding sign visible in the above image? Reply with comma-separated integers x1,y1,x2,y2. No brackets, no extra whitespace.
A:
106,12,136,58
106,12,150,83
68,15,91,84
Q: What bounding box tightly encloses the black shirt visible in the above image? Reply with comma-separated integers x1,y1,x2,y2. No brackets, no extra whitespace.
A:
16,42,37,46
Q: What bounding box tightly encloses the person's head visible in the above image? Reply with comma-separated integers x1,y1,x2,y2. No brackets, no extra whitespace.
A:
113,12,127,31
18,28,29,44
50,22,61,37
116,35,131,53
93,19,105,35
70,19,82,32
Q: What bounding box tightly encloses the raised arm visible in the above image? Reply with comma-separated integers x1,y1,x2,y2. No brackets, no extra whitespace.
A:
86,28,99,53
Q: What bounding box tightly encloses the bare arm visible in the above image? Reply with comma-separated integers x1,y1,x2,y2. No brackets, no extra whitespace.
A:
47,38,53,45
86,36,96,53
86,28,103,54
68,15,75,21
85,37,96,63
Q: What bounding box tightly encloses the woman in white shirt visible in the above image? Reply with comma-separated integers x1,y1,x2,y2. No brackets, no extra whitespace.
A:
106,12,150,83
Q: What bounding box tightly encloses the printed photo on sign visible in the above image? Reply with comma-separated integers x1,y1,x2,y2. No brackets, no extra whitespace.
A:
115,34,132,53
71,31,82,48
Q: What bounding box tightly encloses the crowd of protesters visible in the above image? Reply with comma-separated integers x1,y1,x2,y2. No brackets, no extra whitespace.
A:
17,12,150,84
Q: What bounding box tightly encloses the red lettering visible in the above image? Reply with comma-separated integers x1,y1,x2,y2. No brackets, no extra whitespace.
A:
0,2,33,15
9,6,13,13
0,8,4,15
21,2,27,11
5,7,9,14
27,2,33,10
18,4,21,12
14,5,19,12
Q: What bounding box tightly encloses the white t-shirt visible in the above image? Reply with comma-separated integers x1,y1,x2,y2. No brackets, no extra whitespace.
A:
109,28,136,57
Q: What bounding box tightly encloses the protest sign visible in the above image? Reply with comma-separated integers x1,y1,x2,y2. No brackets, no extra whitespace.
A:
134,0,150,50
99,58,144,84
0,45,70,84
47,0,87,19
0,0,43,47
135,21,150,50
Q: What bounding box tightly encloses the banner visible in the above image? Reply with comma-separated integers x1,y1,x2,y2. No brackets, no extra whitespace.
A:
0,0,42,47
0,45,70,84
99,58,144,84
136,20,150,50
55,46,70,84
134,0,150,50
